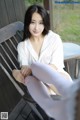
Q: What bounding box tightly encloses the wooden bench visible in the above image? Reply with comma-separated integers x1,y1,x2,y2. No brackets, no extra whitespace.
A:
0,21,49,120
0,21,80,120
63,42,80,79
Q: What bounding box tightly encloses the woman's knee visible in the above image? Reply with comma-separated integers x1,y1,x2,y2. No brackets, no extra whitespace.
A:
24,75,38,85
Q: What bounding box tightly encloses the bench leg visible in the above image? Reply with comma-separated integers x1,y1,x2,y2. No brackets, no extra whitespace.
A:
74,59,80,79
64,61,70,74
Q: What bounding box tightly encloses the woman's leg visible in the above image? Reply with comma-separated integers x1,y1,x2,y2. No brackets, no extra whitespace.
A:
24,75,71,120
24,74,80,120
31,62,73,96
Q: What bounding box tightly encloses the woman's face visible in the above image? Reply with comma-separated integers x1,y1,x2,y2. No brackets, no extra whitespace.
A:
29,12,44,37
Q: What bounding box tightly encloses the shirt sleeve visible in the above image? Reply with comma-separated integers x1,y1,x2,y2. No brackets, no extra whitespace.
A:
17,42,28,67
50,35,64,70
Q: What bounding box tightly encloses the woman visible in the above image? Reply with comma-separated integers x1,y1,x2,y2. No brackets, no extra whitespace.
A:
12,5,75,120
13,4,72,84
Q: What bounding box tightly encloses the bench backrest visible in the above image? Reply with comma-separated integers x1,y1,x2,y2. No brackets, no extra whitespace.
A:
0,21,47,120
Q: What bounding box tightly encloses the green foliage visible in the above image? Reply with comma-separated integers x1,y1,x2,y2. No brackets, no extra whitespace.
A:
25,0,43,4
53,4,80,44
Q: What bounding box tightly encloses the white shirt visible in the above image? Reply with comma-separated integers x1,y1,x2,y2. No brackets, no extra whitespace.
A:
17,30,64,71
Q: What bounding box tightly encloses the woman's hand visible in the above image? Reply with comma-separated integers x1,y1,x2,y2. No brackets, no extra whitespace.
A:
12,66,32,84
21,65,32,77
12,69,25,84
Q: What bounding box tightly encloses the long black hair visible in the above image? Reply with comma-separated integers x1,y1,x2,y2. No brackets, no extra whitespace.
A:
23,4,50,40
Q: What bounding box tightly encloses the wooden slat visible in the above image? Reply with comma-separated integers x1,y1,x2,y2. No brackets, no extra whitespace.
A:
0,53,12,73
0,21,24,43
0,44,18,69
1,64,24,96
0,64,23,112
